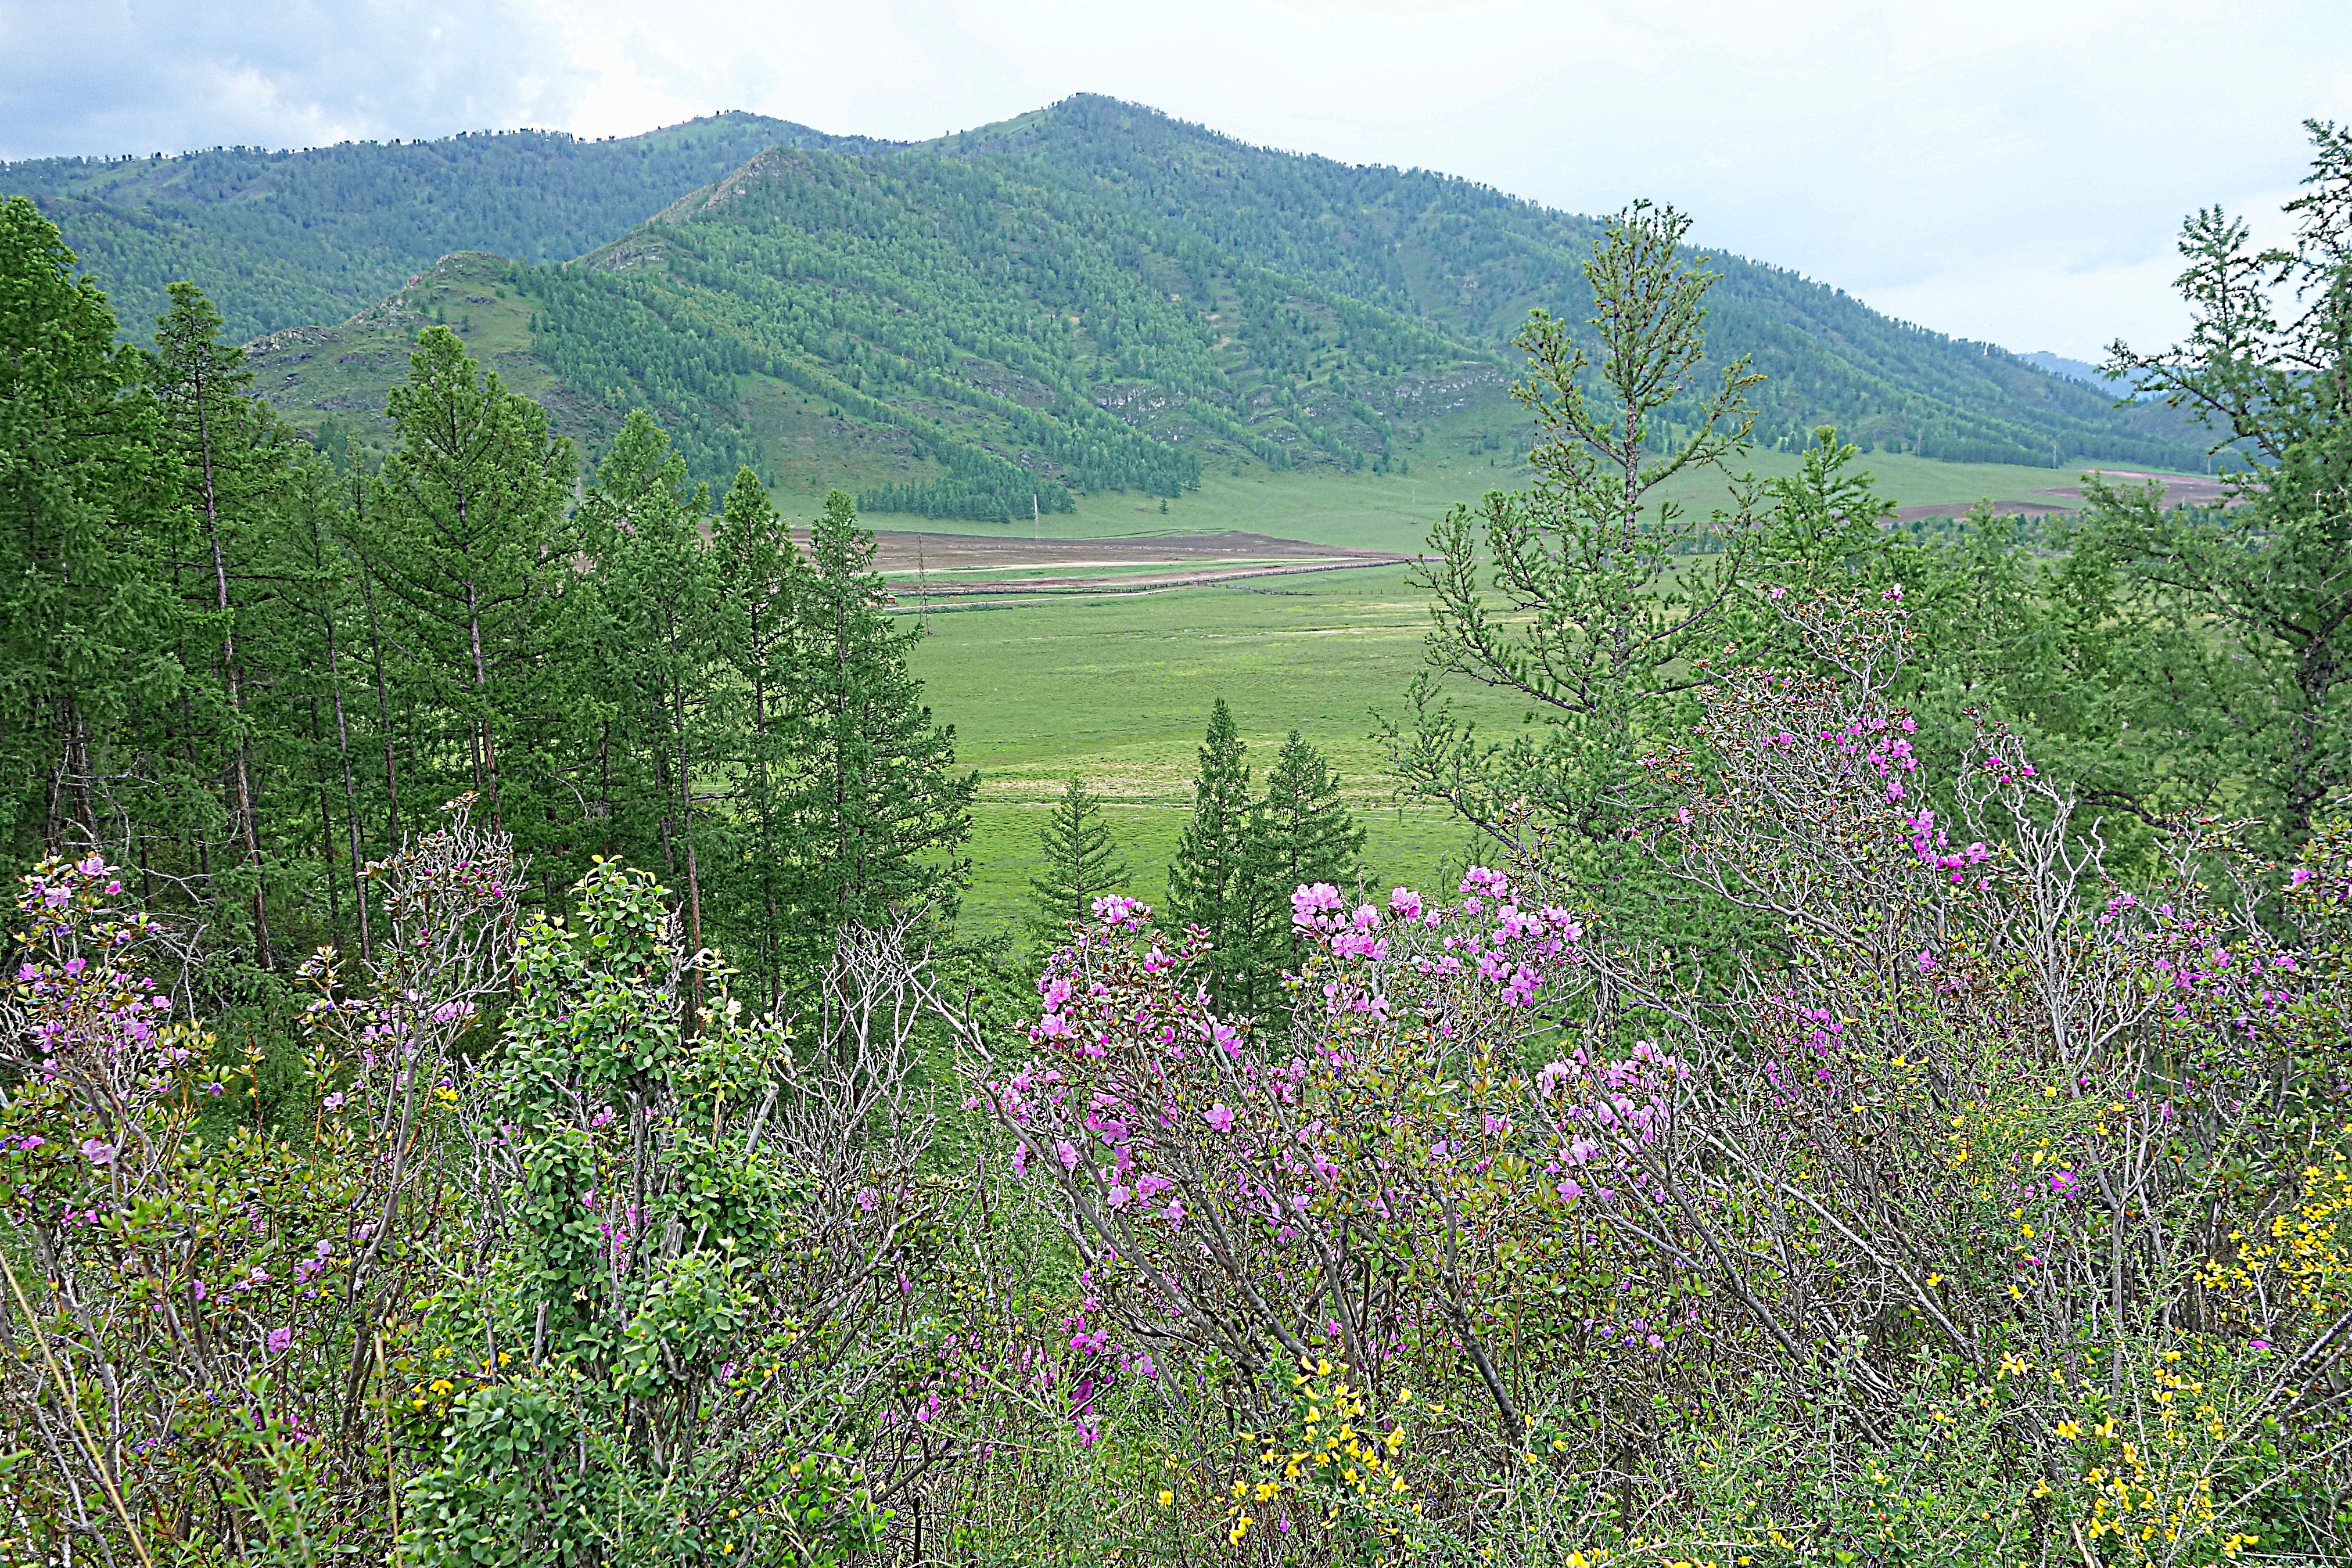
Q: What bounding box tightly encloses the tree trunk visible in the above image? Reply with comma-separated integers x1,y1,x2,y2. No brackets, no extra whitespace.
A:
464,575,503,830
193,390,271,969
321,599,373,961
360,558,403,848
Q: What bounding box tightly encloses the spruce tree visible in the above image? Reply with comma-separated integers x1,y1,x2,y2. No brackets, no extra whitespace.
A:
351,328,579,851
1249,730,1366,983
780,489,974,985
1166,698,1256,1009
1026,774,1130,946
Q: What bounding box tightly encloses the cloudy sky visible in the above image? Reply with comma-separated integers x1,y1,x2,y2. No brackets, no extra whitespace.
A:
8,0,2347,358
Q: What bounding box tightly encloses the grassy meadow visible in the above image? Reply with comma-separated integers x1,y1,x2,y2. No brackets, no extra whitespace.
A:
817,403,2206,551
906,562,1522,934
899,437,2210,936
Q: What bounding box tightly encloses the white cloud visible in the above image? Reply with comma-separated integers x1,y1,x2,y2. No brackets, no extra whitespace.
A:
2,0,577,157
7,0,2347,358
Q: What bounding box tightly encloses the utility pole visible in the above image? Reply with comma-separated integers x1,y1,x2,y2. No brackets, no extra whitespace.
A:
1033,491,1040,544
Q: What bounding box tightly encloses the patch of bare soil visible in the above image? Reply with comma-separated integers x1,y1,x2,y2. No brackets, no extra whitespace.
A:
814,530,1410,598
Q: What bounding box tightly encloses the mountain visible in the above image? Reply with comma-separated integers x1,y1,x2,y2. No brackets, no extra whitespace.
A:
13,95,2212,518
246,146,1499,515
2,113,889,342
947,98,2196,467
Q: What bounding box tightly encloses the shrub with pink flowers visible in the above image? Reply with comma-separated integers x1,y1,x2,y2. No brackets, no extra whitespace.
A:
0,800,518,1563
971,593,2352,1565
6,601,2350,1567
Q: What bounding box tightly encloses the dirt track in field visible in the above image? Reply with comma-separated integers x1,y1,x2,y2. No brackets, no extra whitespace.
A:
1894,470,2235,522
846,529,1410,598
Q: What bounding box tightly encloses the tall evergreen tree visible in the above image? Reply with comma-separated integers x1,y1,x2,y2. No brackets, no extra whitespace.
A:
149,280,292,967
2079,120,2352,844
0,197,173,861
1248,730,1365,985
1026,774,1130,947
1167,698,1256,1009
580,411,722,950
1385,202,1760,857
351,327,579,853
779,489,974,984
712,466,806,1008
271,456,378,963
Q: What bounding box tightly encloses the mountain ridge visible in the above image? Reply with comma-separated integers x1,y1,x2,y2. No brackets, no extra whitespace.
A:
11,95,2214,515
3,112,891,340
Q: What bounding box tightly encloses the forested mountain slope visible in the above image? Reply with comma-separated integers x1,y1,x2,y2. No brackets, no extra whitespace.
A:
17,95,2211,516
249,146,1506,515
941,96,2199,469
3,113,881,340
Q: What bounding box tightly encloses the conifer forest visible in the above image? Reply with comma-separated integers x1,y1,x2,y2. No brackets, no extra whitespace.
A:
0,90,2349,1568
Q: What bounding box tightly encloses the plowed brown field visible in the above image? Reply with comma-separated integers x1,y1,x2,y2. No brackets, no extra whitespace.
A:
801,529,1411,598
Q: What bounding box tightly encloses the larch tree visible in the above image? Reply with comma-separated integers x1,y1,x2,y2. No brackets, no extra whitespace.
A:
580,411,722,952
1384,202,1761,860
2082,119,2352,845
149,281,292,968
351,328,577,846
0,198,173,862
712,466,806,1009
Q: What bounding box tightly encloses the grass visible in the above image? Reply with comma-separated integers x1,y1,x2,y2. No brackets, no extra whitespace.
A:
250,280,2205,940
902,434,2210,936
790,387,2208,552
813,438,2204,553
907,562,1517,935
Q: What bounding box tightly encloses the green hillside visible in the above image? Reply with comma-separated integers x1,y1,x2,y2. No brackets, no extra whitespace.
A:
21,95,2215,516
2,112,885,341
247,143,1511,516
943,96,2202,469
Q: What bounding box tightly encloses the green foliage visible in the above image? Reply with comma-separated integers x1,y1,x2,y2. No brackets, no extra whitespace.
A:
771,490,976,984
398,858,915,1566
1165,707,1363,1014
149,279,301,971
11,101,2352,1568
1166,697,1257,1007
0,197,173,858
21,98,2215,510
577,411,725,948
709,466,804,1006
2068,118,2352,843
353,326,582,858
1387,203,1759,859
1249,729,1365,980
1025,774,1132,948
956,95,2206,470
508,143,1370,499
6,115,858,341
